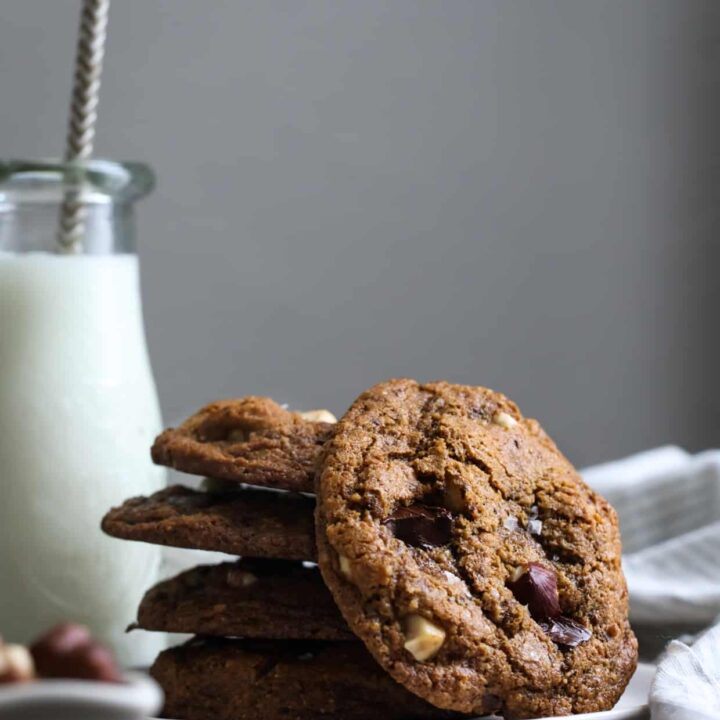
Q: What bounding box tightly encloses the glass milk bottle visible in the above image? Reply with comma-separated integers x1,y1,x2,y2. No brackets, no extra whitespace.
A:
0,160,166,666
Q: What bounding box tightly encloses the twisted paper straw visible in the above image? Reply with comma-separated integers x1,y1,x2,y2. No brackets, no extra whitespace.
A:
57,0,110,254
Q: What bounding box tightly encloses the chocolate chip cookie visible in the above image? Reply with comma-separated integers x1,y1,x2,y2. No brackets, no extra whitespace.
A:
152,637,464,720
101,485,316,561
315,379,637,718
135,559,352,641
151,397,335,492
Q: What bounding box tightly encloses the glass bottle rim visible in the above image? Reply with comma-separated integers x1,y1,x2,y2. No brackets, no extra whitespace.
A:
0,159,154,205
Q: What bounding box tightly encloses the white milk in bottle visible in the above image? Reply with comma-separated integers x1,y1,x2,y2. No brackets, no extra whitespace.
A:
0,161,166,666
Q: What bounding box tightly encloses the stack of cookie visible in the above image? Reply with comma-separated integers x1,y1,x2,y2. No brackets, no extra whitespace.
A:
102,396,456,719
103,380,638,719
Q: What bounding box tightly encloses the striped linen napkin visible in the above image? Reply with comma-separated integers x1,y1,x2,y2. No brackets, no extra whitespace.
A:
648,622,720,720
583,447,720,718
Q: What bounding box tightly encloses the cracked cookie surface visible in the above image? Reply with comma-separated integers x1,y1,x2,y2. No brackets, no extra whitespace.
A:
101,485,316,560
152,637,464,720
315,379,637,718
151,397,335,492
135,559,352,641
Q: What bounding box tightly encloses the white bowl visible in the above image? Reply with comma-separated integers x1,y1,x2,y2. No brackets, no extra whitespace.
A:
0,671,163,720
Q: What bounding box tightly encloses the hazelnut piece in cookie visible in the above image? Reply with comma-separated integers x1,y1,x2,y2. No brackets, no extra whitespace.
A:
299,409,338,424
403,615,446,661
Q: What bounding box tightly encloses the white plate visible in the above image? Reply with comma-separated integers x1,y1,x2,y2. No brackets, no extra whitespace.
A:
152,663,653,720
520,662,653,720
0,671,163,720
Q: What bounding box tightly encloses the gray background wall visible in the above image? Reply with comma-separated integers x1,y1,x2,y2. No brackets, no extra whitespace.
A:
2,0,718,466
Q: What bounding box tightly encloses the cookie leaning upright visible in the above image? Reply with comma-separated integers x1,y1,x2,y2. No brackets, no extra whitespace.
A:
151,396,335,492
314,379,637,718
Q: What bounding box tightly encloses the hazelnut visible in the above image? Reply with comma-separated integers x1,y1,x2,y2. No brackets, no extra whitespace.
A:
492,411,518,429
0,643,35,683
33,623,91,656
403,615,446,661
338,554,353,579
299,409,337,424
30,623,121,683
507,563,562,620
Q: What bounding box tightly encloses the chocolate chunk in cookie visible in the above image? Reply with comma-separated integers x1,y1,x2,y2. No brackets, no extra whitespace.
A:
315,379,637,718
151,397,335,492
135,559,352,641
101,485,316,561
151,637,465,720
384,504,453,549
